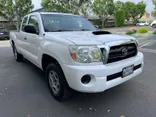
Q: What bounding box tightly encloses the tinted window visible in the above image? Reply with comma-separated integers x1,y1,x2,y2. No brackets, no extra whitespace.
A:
41,14,96,32
21,17,28,31
28,15,39,34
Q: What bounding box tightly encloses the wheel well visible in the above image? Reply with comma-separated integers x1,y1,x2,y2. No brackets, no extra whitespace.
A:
12,40,15,46
42,54,70,88
42,54,61,71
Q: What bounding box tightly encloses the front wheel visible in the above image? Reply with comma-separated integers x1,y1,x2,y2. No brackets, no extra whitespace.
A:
13,45,23,62
46,63,71,101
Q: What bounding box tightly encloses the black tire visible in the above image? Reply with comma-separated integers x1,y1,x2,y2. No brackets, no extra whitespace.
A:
152,24,156,28
46,63,71,101
13,45,23,62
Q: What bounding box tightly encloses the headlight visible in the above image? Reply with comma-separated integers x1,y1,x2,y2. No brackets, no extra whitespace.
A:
69,45,102,63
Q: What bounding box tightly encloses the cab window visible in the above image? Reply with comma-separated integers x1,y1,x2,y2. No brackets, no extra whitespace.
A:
21,16,28,31
28,15,39,34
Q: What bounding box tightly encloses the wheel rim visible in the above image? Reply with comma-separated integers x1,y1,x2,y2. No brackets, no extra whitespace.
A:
49,70,60,95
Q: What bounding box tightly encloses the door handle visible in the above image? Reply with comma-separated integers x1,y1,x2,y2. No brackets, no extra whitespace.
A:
24,37,27,40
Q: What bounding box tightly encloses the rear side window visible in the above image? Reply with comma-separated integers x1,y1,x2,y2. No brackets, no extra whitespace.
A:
21,17,28,31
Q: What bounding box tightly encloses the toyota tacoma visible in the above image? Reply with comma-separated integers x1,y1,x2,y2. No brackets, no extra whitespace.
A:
10,12,144,101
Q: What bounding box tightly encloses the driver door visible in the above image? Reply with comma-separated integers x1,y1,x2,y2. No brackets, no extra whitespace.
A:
24,15,40,66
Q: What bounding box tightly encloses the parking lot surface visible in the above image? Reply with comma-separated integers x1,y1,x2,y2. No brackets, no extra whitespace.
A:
0,39,156,117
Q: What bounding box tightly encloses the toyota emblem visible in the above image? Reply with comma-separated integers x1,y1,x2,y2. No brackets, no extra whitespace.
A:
121,47,128,57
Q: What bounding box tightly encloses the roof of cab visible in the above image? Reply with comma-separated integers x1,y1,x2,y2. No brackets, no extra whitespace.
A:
28,12,78,16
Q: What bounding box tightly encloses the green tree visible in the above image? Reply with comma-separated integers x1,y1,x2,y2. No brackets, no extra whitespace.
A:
153,0,156,6
123,1,146,23
92,0,115,28
115,1,124,10
131,1,146,24
80,1,91,17
123,1,135,21
0,0,34,29
41,0,90,14
115,9,125,27
152,9,156,18
152,0,156,18
41,0,71,13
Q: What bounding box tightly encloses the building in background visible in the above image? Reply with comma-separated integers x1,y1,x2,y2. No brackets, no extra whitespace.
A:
0,16,17,30
142,12,150,19
140,12,155,22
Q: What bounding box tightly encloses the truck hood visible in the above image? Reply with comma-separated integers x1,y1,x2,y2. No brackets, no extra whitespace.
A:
45,31,135,45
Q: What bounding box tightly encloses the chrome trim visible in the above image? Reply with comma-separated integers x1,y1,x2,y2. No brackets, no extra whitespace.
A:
104,39,137,47
98,39,138,64
98,45,110,64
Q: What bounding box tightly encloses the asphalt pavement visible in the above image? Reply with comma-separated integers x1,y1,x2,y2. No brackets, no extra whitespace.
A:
0,39,156,117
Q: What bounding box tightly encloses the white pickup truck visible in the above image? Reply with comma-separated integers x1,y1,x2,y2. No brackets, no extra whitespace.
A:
10,12,144,101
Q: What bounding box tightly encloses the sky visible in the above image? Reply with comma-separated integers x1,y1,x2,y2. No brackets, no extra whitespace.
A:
32,0,42,10
32,0,154,14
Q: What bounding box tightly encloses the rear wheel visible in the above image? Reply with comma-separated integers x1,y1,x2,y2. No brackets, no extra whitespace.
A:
46,63,71,101
13,45,23,62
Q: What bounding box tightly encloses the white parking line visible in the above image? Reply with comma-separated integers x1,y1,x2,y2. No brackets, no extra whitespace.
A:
0,41,10,47
139,40,156,48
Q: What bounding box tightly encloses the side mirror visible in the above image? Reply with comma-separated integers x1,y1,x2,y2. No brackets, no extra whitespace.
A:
24,25,38,34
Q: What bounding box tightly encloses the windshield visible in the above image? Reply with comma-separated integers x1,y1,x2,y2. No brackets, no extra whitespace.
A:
41,14,96,32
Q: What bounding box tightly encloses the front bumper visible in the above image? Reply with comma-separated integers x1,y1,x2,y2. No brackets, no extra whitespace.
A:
61,52,144,93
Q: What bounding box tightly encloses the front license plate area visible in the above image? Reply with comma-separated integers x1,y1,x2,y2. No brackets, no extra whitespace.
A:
122,65,134,78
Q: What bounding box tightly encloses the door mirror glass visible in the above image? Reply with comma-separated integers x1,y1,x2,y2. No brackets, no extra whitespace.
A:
24,25,38,34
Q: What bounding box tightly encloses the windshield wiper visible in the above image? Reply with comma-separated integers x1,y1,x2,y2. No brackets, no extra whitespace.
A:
80,29,91,31
51,29,92,32
55,29,75,32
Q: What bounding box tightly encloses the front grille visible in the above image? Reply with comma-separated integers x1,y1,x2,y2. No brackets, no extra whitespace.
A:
107,43,137,63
